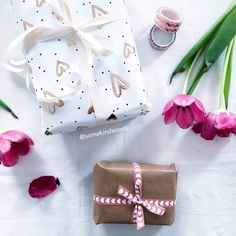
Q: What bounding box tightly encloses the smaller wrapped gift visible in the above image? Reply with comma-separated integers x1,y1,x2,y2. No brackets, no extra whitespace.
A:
93,161,177,230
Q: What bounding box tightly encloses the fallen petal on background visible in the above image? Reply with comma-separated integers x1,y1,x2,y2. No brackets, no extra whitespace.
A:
29,176,60,199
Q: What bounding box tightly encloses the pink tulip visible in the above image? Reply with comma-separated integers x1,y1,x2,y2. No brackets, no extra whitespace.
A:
193,110,236,140
0,130,34,167
162,94,206,129
29,176,60,199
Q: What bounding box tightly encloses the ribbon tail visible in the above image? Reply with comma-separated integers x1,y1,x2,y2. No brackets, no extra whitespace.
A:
132,204,138,224
136,206,145,230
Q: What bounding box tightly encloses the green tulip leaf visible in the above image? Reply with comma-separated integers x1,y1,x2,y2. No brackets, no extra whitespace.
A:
205,7,236,67
0,99,18,119
170,0,236,84
187,7,236,95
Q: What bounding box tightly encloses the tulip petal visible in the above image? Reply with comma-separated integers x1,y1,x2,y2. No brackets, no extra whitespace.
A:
232,128,236,135
0,137,19,167
176,108,194,129
163,101,178,124
12,139,31,156
1,130,34,146
173,94,195,107
217,129,231,137
192,122,203,133
190,100,206,122
215,112,236,129
29,176,60,199
201,113,217,140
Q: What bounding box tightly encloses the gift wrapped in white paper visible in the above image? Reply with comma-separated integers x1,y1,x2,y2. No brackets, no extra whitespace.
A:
10,0,151,135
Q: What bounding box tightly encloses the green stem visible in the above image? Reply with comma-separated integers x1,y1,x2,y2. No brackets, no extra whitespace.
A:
0,99,18,119
218,37,235,109
183,48,203,94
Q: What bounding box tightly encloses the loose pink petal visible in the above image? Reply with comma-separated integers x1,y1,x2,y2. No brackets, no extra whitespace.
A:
192,122,203,134
173,94,195,107
29,176,60,199
190,101,206,122
176,108,194,129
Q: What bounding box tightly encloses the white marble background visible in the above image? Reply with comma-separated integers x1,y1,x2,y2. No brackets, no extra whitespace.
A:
1,0,236,235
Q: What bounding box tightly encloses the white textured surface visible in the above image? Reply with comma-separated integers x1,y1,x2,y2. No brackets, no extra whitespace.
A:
1,0,236,236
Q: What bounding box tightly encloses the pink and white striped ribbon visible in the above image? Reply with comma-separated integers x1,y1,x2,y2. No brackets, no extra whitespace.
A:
94,163,176,230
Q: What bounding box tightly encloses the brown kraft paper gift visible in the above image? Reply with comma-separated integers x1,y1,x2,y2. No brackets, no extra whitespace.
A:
93,161,177,226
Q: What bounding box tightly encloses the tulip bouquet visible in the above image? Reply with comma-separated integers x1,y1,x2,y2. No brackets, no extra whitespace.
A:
163,1,236,140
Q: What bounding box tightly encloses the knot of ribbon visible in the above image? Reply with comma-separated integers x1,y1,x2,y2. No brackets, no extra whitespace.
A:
94,162,176,230
118,163,166,230
6,0,126,124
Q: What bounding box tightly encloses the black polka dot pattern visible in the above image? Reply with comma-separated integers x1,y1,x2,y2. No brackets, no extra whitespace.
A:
14,0,151,134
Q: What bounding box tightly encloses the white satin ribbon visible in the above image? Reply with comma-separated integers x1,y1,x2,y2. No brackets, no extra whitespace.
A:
6,0,126,124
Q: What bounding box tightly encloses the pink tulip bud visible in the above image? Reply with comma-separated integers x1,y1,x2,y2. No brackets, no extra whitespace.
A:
0,130,34,167
193,110,236,140
162,94,206,129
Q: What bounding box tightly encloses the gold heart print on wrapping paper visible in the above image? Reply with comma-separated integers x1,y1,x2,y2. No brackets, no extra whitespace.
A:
88,106,95,114
111,73,130,97
91,4,108,29
107,114,117,121
23,21,33,31
56,60,70,77
123,43,135,59
43,91,64,115
36,0,45,7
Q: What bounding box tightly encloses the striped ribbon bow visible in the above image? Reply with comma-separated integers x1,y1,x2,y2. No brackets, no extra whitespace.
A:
94,162,176,230
118,163,166,230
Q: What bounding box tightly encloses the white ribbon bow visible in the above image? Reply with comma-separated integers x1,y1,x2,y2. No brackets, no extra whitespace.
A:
6,0,126,124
